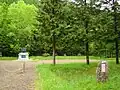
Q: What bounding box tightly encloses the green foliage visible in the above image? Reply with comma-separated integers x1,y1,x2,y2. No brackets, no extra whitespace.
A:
42,53,50,57
0,0,39,5
0,0,38,56
0,0,119,57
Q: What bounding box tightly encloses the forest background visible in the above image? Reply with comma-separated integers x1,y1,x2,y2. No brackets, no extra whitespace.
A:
0,0,118,58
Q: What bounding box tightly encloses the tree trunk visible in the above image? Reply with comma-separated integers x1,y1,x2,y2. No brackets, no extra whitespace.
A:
86,41,89,64
113,0,119,64
85,0,89,65
53,33,56,65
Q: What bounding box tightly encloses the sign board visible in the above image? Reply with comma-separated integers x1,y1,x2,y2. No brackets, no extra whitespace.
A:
18,52,29,61
101,63,106,72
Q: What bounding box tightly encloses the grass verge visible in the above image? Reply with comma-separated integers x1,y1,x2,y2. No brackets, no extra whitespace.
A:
0,57,17,60
36,62,120,90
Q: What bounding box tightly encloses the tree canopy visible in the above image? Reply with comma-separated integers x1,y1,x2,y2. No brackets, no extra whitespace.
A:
0,0,120,61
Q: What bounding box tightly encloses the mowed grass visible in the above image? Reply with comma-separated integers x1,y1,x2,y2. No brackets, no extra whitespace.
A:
36,62,120,90
0,57,17,60
31,56,105,61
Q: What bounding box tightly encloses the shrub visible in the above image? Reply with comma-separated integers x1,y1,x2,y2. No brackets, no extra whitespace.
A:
42,53,50,57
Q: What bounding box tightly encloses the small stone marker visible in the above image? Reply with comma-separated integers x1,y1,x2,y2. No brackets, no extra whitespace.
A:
96,61,108,82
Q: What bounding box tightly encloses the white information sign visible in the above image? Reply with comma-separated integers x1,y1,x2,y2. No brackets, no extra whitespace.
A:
101,64,106,72
18,52,29,61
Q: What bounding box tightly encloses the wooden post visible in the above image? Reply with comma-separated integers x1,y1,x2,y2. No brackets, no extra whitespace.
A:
23,61,25,73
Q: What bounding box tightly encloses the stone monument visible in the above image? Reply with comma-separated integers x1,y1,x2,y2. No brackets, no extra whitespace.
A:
96,61,108,82
18,48,29,61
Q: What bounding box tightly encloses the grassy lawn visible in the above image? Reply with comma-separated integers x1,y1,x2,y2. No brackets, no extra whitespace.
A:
0,57,17,60
0,56,116,61
31,56,107,61
36,62,120,90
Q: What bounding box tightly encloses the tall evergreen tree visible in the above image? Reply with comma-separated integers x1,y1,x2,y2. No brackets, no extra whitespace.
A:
37,0,66,65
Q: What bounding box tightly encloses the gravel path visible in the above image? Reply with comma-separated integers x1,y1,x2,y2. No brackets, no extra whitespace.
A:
0,60,99,90
0,61,36,90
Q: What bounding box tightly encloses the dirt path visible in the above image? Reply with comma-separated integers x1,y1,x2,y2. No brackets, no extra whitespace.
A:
0,60,99,90
0,61,36,90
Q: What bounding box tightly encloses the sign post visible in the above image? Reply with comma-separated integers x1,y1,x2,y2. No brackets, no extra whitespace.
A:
18,48,29,73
